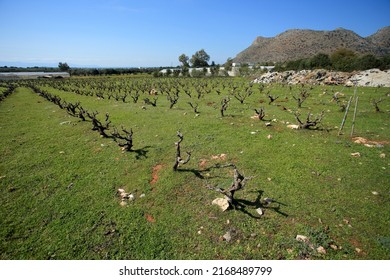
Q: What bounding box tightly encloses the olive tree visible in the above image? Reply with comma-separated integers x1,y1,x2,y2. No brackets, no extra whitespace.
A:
190,49,210,67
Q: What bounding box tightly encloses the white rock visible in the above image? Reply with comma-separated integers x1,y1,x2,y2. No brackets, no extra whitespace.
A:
267,134,272,139
223,231,232,242
364,144,374,148
265,122,272,126
355,247,362,253
256,208,264,216
296,235,309,242
372,191,379,195
351,152,361,157
330,244,338,250
212,198,230,211
287,124,300,129
317,246,327,254
140,193,145,198
380,153,386,158
120,192,129,199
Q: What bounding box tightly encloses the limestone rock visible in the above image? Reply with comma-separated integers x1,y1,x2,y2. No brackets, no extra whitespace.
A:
223,231,232,242
287,124,300,129
212,198,230,211
317,246,327,254
256,208,264,216
296,235,309,242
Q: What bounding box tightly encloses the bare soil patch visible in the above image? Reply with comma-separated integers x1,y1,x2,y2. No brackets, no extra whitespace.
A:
150,164,163,185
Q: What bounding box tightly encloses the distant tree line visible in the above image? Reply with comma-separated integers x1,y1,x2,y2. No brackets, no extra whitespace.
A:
0,65,160,76
69,67,157,76
273,49,390,72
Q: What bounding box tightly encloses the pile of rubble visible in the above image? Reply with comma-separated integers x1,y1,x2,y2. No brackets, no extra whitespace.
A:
253,68,390,87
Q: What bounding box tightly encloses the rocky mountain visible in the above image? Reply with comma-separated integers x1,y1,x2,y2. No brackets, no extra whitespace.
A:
234,27,390,64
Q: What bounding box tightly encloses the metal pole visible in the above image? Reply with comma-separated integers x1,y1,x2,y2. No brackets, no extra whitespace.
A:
350,96,359,137
338,96,352,136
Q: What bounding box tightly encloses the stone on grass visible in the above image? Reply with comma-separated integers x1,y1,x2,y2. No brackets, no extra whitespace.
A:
120,192,129,199
287,124,300,129
351,152,361,157
296,235,309,242
355,248,362,253
296,235,315,249
317,246,327,254
256,208,264,216
330,244,338,250
212,198,230,211
223,231,232,242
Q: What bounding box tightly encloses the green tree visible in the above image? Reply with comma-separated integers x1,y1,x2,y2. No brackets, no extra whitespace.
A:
238,63,251,76
330,49,357,72
190,49,210,67
190,68,204,77
165,69,172,76
58,62,70,72
379,55,390,70
310,53,331,69
172,69,181,77
210,64,219,76
178,54,189,68
354,54,381,70
224,57,233,72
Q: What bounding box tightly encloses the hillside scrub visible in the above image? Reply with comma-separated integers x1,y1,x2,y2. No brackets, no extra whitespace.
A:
274,51,390,72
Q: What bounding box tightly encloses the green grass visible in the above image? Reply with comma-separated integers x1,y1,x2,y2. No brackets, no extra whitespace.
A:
0,77,389,260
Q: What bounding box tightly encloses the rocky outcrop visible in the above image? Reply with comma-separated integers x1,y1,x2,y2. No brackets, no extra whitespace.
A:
253,69,390,87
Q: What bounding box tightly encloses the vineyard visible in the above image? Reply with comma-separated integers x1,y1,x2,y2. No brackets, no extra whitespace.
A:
0,75,389,259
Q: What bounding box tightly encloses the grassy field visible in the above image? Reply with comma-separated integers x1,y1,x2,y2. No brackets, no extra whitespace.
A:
0,76,389,260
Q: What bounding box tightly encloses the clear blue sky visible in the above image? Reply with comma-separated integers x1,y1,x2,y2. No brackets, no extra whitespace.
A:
0,0,389,68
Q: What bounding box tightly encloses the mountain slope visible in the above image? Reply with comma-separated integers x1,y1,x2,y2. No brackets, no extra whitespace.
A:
234,27,390,63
